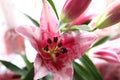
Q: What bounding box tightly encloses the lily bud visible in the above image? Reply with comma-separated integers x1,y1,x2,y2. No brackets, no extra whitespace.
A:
60,0,91,23
96,0,120,29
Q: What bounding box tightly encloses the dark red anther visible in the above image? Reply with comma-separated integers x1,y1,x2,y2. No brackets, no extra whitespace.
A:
61,48,68,53
58,42,62,47
47,38,52,44
44,45,49,51
54,37,58,43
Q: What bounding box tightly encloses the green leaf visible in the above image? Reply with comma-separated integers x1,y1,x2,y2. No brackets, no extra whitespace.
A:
22,66,34,80
73,62,94,80
91,34,117,48
73,61,94,80
20,54,33,70
0,60,27,76
73,70,84,80
23,13,40,27
80,54,103,80
47,0,59,20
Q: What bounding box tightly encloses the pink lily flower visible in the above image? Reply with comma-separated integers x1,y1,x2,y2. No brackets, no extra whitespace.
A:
16,0,96,80
90,37,120,63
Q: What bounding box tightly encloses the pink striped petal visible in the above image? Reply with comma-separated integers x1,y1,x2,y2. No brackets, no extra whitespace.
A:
34,54,49,80
62,31,97,60
90,38,120,62
16,26,40,51
40,0,58,33
94,50,120,62
53,63,73,80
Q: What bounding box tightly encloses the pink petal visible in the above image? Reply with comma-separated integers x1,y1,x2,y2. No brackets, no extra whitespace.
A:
94,50,120,62
96,62,120,80
70,14,94,25
62,31,97,60
4,28,25,54
90,38,120,62
34,53,49,80
71,0,106,25
40,0,58,33
61,0,91,22
16,26,40,51
52,63,73,80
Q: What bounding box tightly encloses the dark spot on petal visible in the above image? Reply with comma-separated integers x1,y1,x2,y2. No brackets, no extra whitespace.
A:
47,38,52,44
54,37,58,43
55,52,60,57
61,48,68,53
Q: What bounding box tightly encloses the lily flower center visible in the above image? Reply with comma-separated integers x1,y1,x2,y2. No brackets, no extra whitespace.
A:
42,37,68,62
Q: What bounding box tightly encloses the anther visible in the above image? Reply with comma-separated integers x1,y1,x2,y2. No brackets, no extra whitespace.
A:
44,45,49,51
61,48,68,53
53,37,58,43
47,38,52,44
58,42,62,47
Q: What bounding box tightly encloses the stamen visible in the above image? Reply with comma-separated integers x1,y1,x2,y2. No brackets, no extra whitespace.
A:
47,38,52,44
61,48,68,53
44,45,49,51
58,42,62,47
54,37,58,43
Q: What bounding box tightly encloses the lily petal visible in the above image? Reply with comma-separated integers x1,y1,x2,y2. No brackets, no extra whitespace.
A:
52,63,73,80
16,26,40,51
71,0,106,25
40,0,58,33
94,50,120,62
61,0,91,22
90,38,120,62
34,53,49,80
62,31,97,60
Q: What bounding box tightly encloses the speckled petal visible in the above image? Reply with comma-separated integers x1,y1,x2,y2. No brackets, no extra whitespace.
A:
62,30,97,60
52,62,73,80
34,53,49,80
16,26,40,51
